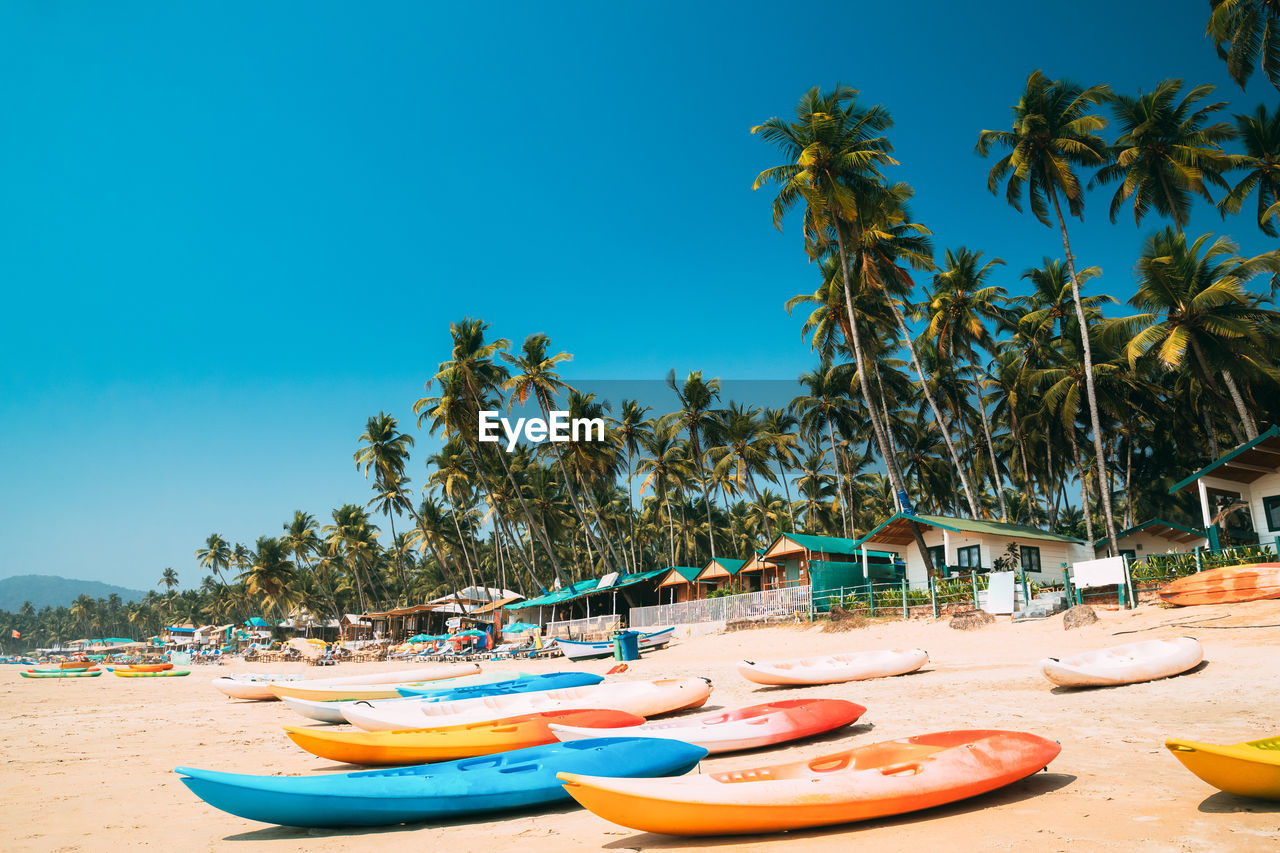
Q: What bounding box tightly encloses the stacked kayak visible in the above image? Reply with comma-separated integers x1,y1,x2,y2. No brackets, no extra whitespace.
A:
560,729,1061,835
285,709,645,765
21,668,102,678
551,698,865,754
284,672,602,724
267,664,481,701
108,663,173,673
342,677,713,732
1039,638,1203,688
738,649,928,686
177,738,708,828
115,668,191,677
1166,735,1280,799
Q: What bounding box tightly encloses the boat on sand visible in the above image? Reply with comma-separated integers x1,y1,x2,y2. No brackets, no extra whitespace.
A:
738,649,928,686
1038,637,1203,688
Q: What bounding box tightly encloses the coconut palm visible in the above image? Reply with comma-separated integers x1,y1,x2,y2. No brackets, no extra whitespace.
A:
240,536,298,618
611,400,652,572
1207,0,1280,91
195,534,230,585
1219,105,1280,236
1091,79,1237,231
710,403,779,541
355,412,416,600
977,69,1120,555
666,370,724,559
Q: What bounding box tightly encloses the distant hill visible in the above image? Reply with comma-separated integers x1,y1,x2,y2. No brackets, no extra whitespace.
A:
0,575,148,612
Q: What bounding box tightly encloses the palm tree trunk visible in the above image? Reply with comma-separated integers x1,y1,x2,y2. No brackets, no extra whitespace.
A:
385,512,409,603
776,457,797,533
970,362,1008,520
1049,186,1119,556
1201,407,1221,459
1220,369,1259,440
826,419,851,538
871,363,903,515
691,432,718,560
626,448,638,573
833,226,935,576
1069,434,1095,545
1010,407,1038,525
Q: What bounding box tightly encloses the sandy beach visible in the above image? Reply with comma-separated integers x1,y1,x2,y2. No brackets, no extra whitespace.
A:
4,603,1280,852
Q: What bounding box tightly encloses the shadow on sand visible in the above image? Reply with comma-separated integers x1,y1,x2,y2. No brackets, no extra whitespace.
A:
1197,790,1280,814
1047,659,1209,695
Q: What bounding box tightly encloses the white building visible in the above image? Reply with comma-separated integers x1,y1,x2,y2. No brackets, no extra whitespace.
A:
1169,425,1280,550
1093,519,1208,560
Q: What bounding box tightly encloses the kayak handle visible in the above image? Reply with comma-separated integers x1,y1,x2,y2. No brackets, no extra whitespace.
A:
879,762,923,777
1168,744,1196,753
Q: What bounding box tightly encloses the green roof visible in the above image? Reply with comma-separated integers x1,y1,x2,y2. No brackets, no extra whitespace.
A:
1093,518,1206,548
504,567,669,609
774,532,864,555
705,558,747,576
1169,425,1280,493
662,566,703,583
858,513,1086,546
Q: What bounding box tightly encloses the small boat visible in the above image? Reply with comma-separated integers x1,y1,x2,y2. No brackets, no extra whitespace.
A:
30,661,94,672
738,649,928,686
285,709,645,765
20,669,102,679
1166,735,1280,799
1039,637,1203,688
551,698,865,754
1158,564,1280,606
114,668,191,678
557,628,674,661
559,729,1061,836
342,677,713,732
267,663,481,701
176,737,707,828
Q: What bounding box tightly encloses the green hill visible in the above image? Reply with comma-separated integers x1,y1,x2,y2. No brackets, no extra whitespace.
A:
0,575,148,612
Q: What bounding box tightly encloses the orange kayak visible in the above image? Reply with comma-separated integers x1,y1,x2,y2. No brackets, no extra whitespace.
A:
1157,564,1280,606
285,709,645,765
560,729,1061,835
112,663,173,672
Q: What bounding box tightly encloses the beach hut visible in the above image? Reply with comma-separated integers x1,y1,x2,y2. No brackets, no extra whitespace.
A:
737,550,782,590
1168,425,1280,551
1094,519,1209,560
656,567,704,603
758,533,869,590
695,558,748,595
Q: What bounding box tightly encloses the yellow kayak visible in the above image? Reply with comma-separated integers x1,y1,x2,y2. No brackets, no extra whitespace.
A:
114,668,191,678
1166,736,1280,799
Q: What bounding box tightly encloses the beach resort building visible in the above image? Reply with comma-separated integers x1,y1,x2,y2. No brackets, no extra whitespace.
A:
852,513,1093,586
1094,519,1209,561
695,557,748,595
656,566,703,604
502,568,667,632
758,532,900,591
1169,425,1280,550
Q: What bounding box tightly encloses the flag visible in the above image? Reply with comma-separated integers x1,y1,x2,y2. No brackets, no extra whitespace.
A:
11,629,19,640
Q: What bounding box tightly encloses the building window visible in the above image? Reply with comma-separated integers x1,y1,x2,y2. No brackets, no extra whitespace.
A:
1120,549,1137,562
927,546,946,570
1020,546,1042,574
956,545,981,569
1264,495,1280,531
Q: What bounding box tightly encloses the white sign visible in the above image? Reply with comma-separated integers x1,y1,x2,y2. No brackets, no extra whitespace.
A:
1072,557,1126,589
983,571,1017,614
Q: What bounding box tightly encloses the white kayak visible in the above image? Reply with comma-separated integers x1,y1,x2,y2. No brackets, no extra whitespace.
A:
282,672,534,724
213,664,478,702
1039,637,1203,688
341,677,713,732
212,673,307,701
738,649,929,686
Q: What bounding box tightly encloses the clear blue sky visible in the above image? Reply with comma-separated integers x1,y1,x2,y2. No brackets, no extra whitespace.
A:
0,1,1272,593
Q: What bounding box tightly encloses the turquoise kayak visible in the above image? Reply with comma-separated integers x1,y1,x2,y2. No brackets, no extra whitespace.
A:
176,737,706,828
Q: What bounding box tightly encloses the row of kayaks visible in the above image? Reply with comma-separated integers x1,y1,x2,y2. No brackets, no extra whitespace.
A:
20,666,191,678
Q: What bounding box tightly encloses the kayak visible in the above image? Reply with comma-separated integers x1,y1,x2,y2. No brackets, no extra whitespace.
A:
558,628,674,661
738,649,928,686
560,729,1061,835
283,672,599,725
108,663,172,672
551,698,865,754
213,673,308,701
342,677,713,732
1039,638,1203,688
30,662,95,672
285,708,645,765
219,670,522,704
267,670,530,704
20,669,102,678
176,737,708,828
114,668,191,678
1166,735,1280,799
1158,564,1280,606
267,663,481,701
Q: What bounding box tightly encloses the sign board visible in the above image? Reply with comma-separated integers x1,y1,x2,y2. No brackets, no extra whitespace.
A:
1072,557,1126,590
983,571,1017,614
596,572,620,590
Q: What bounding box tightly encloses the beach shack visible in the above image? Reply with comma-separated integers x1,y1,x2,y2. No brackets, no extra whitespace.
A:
1168,425,1280,550
758,533,888,591
695,557,748,595
162,624,196,646
656,566,703,604
1094,519,1209,560
502,568,667,632
854,513,1092,585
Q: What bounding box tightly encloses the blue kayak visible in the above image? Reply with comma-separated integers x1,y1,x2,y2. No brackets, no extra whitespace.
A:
176,737,707,828
394,671,601,699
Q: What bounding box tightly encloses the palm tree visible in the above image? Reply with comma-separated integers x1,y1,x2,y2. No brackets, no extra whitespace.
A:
666,370,724,559
760,407,801,532
1207,0,1280,91
925,247,1010,519
1127,228,1280,440
1091,79,1237,232
195,534,230,585
159,567,178,594
710,403,779,541
355,411,416,600
1220,105,1280,236
790,364,855,537
977,69,1120,555
636,421,694,566
240,536,298,618
611,400,652,572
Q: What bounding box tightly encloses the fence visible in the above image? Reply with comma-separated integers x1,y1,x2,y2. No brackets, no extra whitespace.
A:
629,585,811,628
544,614,622,640
812,572,999,619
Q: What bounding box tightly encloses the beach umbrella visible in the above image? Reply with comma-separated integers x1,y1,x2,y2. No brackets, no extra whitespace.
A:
457,629,486,637
407,633,434,643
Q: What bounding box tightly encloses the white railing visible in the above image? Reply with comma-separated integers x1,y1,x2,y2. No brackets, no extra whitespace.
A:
630,585,812,628
545,614,622,640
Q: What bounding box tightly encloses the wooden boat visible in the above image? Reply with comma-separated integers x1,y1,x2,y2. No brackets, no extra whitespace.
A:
342,677,713,732
114,668,191,677
1039,637,1202,688
559,729,1061,835
551,698,865,754
20,669,102,678
176,738,707,828
267,663,481,701
738,648,928,686
1158,564,1280,606
285,709,644,765
558,628,674,661
1166,735,1280,799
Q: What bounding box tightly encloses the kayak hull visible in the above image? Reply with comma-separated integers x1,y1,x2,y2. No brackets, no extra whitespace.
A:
1158,564,1280,606
177,737,708,828
268,663,481,701
1039,638,1203,688
738,649,928,686
20,669,102,678
560,729,1061,836
114,669,191,677
558,628,675,661
1167,735,1280,799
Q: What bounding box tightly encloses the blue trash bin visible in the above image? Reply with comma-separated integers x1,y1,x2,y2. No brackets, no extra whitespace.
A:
618,630,640,661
